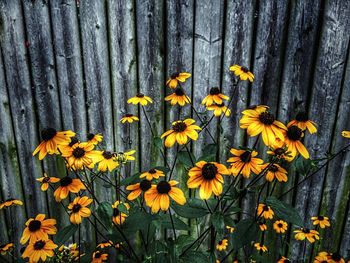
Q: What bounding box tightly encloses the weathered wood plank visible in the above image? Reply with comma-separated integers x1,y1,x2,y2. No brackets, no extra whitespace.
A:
136,0,165,170
290,0,350,258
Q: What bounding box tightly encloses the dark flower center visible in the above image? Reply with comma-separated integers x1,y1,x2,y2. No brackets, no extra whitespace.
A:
284,260,291,263
258,222,264,225
303,228,310,233
43,177,51,183
136,93,144,98
73,147,85,158
140,180,152,192
5,198,15,202
259,111,275,125
87,133,95,140
113,208,120,216
102,151,113,159
41,128,57,141
95,252,102,258
156,181,171,194
295,111,309,122
28,220,42,232
60,176,73,187
34,240,45,250
321,261,327,263
262,205,269,211
269,165,279,172
172,122,187,132
209,87,220,95
331,253,342,261
20,247,26,254
240,66,249,73
278,223,283,228
317,216,324,220
174,88,185,96
171,72,179,79
240,151,252,163
248,105,258,109
149,169,157,174
218,240,222,245
201,163,218,180
287,126,303,141
72,204,82,213
69,137,79,147
125,114,133,117
274,148,285,156
217,103,225,107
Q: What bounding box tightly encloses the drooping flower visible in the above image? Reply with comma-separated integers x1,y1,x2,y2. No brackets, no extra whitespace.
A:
127,93,153,105
0,243,13,255
226,226,235,233
282,125,309,160
126,180,152,200
311,216,331,229
257,204,274,220
87,133,103,145
140,168,165,181
254,243,268,252
187,161,230,200
166,72,191,89
277,256,291,263
22,239,58,263
97,241,113,249
202,87,229,106
229,65,254,82
20,214,57,244
0,198,23,209
53,176,86,202
216,239,228,251
273,220,288,234
68,196,93,225
261,163,288,182
90,151,119,172
113,150,136,164
36,173,60,192
288,112,317,134
227,148,263,178
258,221,267,231
294,228,319,243
120,114,139,124
91,251,108,263
112,201,130,225
341,130,350,138
165,87,191,106
206,103,231,117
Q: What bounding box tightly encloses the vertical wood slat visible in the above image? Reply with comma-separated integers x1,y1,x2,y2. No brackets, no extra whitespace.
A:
136,0,165,170
291,0,350,258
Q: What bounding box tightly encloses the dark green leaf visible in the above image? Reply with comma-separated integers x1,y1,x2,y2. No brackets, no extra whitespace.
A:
122,210,153,232
294,156,313,175
55,224,78,246
175,235,195,254
153,136,163,149
97,202,113,231
266,196,303,226
159,214,190,231
180,251,210,263
171,199,210,219
178,151,195,168
198,144,217,162
120,172,141,186
154,165,170,174
117,203,129,215
211,212,225,234
232,219,259,250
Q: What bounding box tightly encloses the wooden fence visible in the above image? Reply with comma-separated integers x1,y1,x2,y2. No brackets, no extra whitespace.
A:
0,0,349,260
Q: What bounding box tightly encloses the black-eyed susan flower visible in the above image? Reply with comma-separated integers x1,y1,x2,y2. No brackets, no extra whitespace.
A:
0,243,13,255
329,252,345,263
261,163,288,182
227,148,263,178
258,221,267,231
216,239,228,251
288,112,317,134
254,243,267,252
202,87,229,106
91,251,108,263
342,131,350,138
58,243,80,261
140,168,165,180
240,105,287,146
58,136,80,154
314,253,330,263
91,151,119,172
127,93,153,105
68,196,93,225
0,198,23,209
144,180,186,213
112,201,130,225
161,119,201,148
187,161,230,200
277,256,291,263
61,142,100,170
87,133,103,145
282,125,309,160
20,214,57,244
229,65,254,82
120,114,139,124
226,226,235,233
97,241,113,249
164,87,191,106
36,173,60,192
257,204,274,220
267,143,292,162
33,128,75,160
53,176,86,202
166,72,191,89
294,228,320,243
311,216,331,229
22,239,57,263
206,103,231,117
126,180,152,200
113,150,136,164
273,220,288,234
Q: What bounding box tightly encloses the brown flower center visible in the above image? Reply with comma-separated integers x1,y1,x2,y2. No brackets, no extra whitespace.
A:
269,165,279,172
156,181,171,194
274,148,285,156
87,133,95,140
125,114,133,117
303,228,310,234
72,204,82,213
28,220,42,232
201,163,218,180
287,126,303,141
262,205,269,212
295,111,309,122
95,252,102,258
69,137,79,147
34,240,45,250
148,169,157,174
259,111,275,125
218,240,223,245
240,66,249,73
174,87,185,96
60,176,73,187
172,122,187,132
43,177,51,183
278,223,283,228
209,87,220,95
171,72,179,79
140,180,152,192
102,151,113,159
240,151,252,163
41,128,57,141
73,147,85,158
317,216,324,220
136,93,144,98
331,253,342,261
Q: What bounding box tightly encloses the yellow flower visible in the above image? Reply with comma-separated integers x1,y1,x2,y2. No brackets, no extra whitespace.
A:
126,180,152,200
91,251,108,263
36,173,60,192
58,137,80,154
229,65,254,82
0,198,23,209
161,119,201,147
120,114,139,123
202,87,229,106
277,256,291,263
0,243,13,255
342,130,350,138
314,252,330,263
112,201,130,225
187,161,230,200
267,143,292,162
294,228,319,243
226,226,235,233
127,93,153,105
166,72,191,89
22,239,57,263
140,168,165,180
258,222,267,231
282,125,309,160
144,180,186,213
216,239,228,251
206,103,231,117
288,112,317,134
329,252,345,263
311,216,331,228
165,87,191,106
58,243,80,260
261,163,288,182
114,150,136,164
20,214,57,244
33,128,75,160
240,105,287,146
273,220,288,234
61,142,101,170
68,196,93,225
91,151,119,172
87,133,103,145
257,204,274,220
97,241,113,249
254,243,268,252
53,177,86,202
227,148,263,178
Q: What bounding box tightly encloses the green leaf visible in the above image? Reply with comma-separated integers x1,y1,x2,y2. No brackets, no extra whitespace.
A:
294,156,313,175
160,214,190,231
55,224,78,246
171,199,210,218
198,144,217,162
211,212,225,234
180,251,211,263
97,202,113,231
178,151,195,168
232,219,259,250
117,203,129,215
175,235,195,254
266,196,303,226
122,210,154,232
120,172,141,186
153,136,163,149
